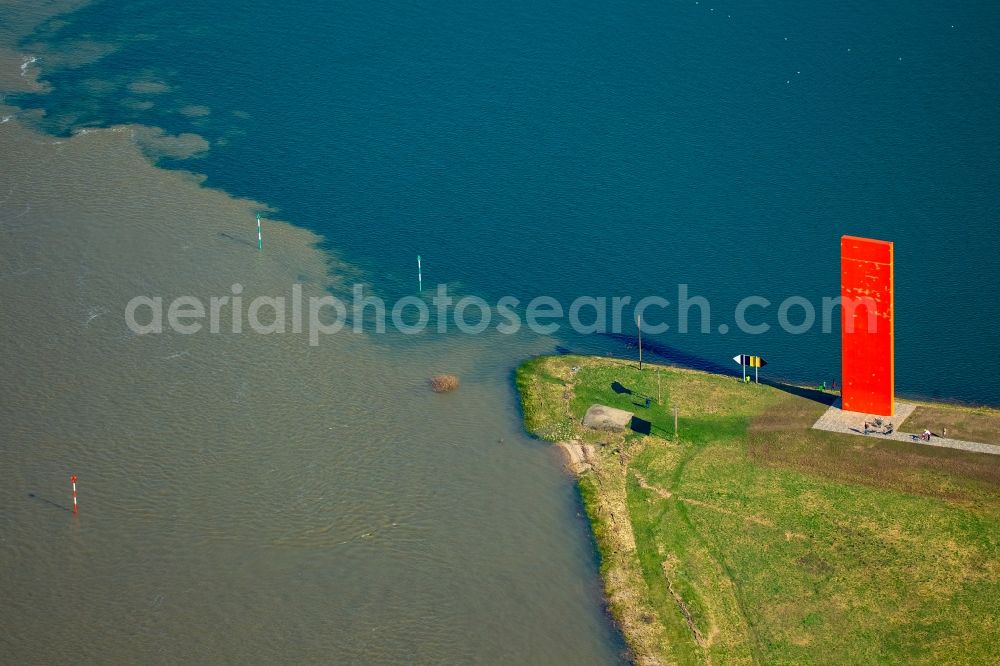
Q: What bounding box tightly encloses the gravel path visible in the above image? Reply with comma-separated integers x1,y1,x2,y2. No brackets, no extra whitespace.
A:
812,400,1000,456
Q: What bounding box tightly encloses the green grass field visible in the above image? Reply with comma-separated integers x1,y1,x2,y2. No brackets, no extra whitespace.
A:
516,355,1000,665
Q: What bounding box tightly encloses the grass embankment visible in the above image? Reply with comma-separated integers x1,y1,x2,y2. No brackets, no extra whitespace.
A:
515,355,1000,665
900,405,1000,445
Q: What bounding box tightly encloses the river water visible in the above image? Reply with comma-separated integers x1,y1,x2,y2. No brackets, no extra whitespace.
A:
0,117,625,662
2,1,998,663
9,0,999,404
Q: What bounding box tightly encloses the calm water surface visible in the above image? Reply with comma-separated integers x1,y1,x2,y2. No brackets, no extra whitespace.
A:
2,0,999,663
11,0,1000,403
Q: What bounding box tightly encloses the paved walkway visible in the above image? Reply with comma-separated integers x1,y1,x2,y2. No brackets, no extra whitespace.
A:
812,400,1000,456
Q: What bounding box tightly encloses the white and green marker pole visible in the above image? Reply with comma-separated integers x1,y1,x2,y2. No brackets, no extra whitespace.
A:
256,213,263,251
417,255,423,293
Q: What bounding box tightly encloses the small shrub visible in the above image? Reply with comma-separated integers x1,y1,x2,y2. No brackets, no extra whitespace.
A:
538,419,575,442
430,374,460,393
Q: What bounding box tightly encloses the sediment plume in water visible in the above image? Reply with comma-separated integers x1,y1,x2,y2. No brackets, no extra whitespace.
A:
0,80,622,666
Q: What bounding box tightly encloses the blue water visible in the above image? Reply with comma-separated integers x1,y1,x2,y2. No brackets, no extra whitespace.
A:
15,0,1000,404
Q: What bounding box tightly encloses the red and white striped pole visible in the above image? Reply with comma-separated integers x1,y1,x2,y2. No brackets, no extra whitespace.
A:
70,475,78,514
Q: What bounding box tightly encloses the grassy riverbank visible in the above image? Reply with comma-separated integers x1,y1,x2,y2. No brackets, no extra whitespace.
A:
516,355,1000,665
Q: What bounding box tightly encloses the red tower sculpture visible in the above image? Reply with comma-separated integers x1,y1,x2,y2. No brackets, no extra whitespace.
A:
841,235,894,416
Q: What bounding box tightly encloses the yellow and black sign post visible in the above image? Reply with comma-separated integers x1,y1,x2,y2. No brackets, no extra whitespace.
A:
733,354,768,384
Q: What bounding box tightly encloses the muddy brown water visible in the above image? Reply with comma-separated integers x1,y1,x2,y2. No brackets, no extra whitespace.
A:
0,118,624,663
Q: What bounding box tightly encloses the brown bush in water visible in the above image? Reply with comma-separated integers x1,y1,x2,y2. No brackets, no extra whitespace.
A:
430,374,460,393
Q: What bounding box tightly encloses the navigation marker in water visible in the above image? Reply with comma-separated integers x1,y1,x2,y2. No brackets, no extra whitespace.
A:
70,475,78,514
417,255,423,293
256,213,263,251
